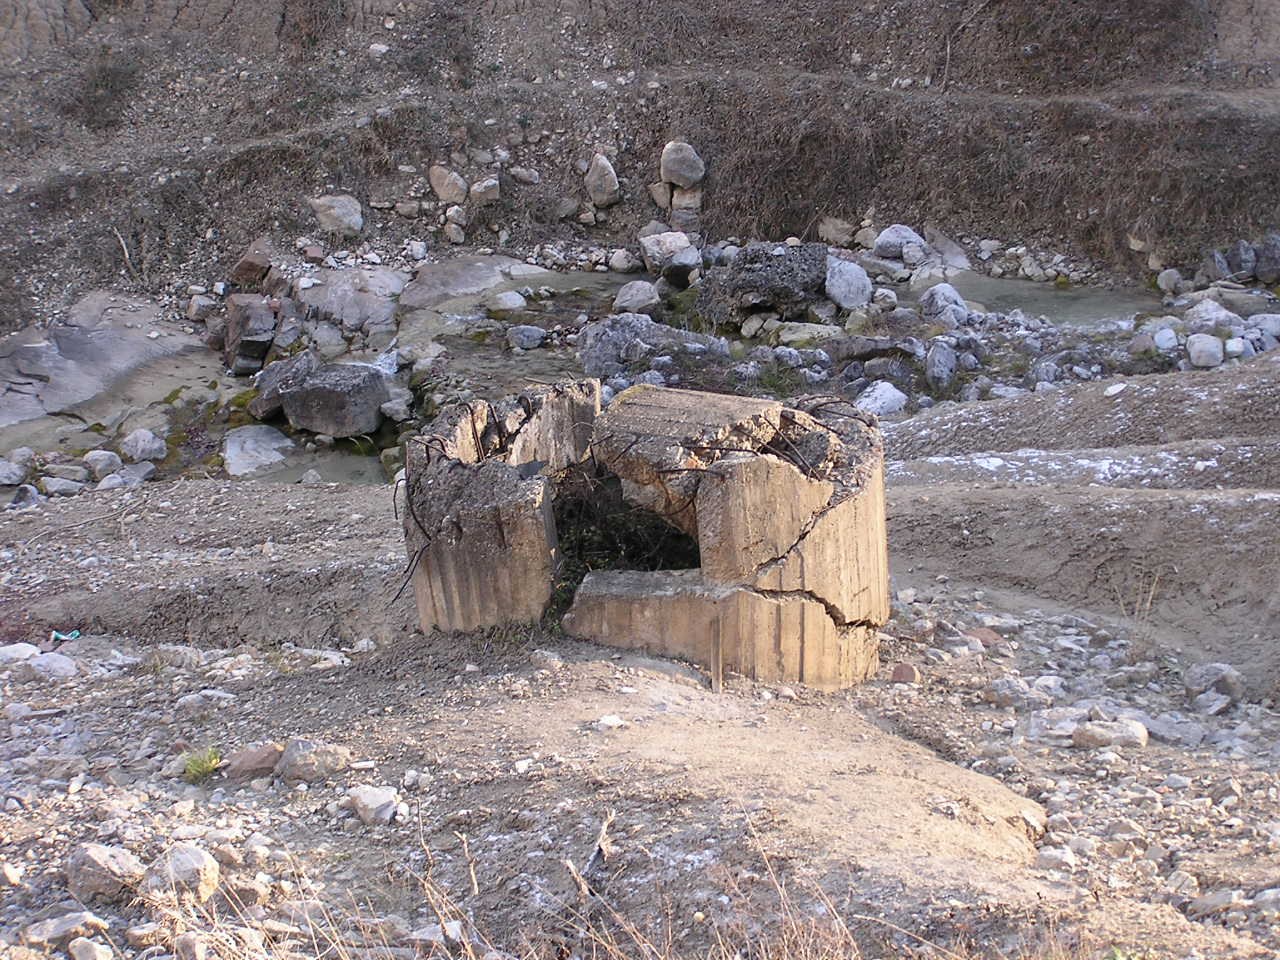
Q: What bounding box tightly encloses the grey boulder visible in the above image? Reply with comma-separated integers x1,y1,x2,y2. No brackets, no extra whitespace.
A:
120,429,166,463
281,363,389,437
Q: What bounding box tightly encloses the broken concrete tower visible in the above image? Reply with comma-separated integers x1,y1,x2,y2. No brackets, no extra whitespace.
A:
402,380,602,632
401,382,889,690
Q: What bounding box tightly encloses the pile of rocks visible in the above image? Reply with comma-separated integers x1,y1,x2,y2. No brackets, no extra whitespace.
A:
1192,233,1280,287
2,428,168,506
1130,295,1280,370
646,140,707,235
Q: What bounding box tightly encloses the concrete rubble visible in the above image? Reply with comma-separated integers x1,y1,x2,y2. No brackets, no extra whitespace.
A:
402,381,889,689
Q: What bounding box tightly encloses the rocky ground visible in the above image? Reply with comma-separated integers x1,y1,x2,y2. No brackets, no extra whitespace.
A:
3,5,1280,958
3,335,1279,958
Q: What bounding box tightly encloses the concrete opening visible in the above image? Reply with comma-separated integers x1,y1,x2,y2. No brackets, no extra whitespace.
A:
402,380,889,690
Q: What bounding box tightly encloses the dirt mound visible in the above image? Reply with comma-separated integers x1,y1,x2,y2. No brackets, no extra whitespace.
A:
0,0,396,58
889,484,1280,689
886,353,1280,460
2,0,1280,329
1,479,417,647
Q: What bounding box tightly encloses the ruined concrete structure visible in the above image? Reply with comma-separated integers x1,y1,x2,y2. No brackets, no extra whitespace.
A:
402,381,889,690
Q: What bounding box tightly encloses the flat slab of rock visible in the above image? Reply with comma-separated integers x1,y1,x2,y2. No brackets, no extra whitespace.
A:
222,425,296,477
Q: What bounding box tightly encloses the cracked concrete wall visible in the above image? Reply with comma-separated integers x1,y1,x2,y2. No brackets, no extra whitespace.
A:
563,384,889,690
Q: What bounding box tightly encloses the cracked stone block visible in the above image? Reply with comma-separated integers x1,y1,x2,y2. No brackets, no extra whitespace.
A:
404,458,558,633
402,380,888,689
402,380,601,633
561,569,880,690
224,295,278,375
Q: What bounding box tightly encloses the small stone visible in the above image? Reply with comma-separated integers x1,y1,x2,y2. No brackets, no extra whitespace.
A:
275,738,352,783
40,476,85,497
873,224,927,259
613,280,661,315
174,932,207,960
595,714,627,731
1072,719,1148,749
486,289,527,319
429,165,469,204
1156,268,1182,294
15,651,79,681
22,912,108,947
83,450,123,479
142,843,220,902
347,784,400,825
825,256,871,309
225,742,284,781
68,938,114,960
471,176,500,203
308,195,364,236
1186,333,1224,368
659,141,705,188
854,380,908,416
1035,846,1077,872
584,153,622,207
1184,662,1244,703
890,663,921,684
507,325,546,350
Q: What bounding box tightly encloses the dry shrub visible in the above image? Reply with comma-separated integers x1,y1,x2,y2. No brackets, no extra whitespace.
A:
59,44,144,131
280,0,349,51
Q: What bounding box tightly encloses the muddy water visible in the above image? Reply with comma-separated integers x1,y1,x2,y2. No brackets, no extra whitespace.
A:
945,271,1162,328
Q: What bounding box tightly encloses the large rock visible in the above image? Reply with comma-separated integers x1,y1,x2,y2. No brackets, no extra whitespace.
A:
918,283,967,322
428,165,469,204
578,313,728,378
141,843,220,902
659,141,705,188
564,387,889,690
82,450,122,480
120,428,166,463
308,195,363,236
223,294,278,375
825,256,871,309
854,380,908,416
222,425,296,477
248,350,320,419
1255,233,1280,284
275,738,352,783
291,267,408,335
66,843,145,903
1186,333,1225,368
696,242,829,329
924,340,957,391
638,231,693,274
613,280,661,315
873,224,927,259
584,153,622,207
0,457,25,484
281,363,390,437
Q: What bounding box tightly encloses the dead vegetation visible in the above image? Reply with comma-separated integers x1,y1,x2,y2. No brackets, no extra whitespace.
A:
58,42,144,131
